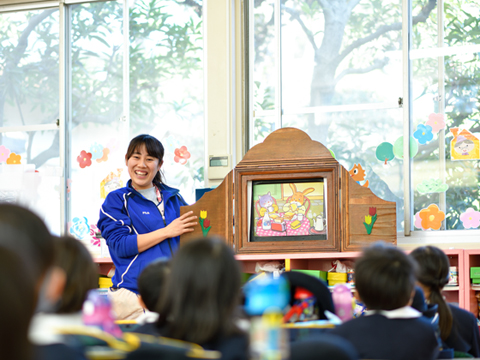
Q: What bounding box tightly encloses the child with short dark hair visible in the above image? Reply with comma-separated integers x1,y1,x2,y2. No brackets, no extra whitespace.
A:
134,258,171,334
329,242,439,360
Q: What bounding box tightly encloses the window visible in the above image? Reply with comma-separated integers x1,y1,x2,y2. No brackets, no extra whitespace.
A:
0,1,204,247
0,8,61,233
249,0,480,234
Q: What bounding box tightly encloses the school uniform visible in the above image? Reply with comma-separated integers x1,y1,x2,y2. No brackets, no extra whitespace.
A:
444,304,480,357
329,306,440,360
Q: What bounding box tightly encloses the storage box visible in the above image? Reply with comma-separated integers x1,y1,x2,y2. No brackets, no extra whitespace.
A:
98,276,113,288
470,267,480,279
327,272,347,286
292,269,328,282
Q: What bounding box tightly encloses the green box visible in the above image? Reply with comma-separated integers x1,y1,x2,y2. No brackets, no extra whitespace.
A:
292,269,328,282
472,278,480,284
470,267,480,279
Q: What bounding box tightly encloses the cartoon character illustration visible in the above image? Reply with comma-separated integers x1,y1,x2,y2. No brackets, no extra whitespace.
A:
349,164,369,188
258,192,279,217
282,184,314,220
454,135,475,156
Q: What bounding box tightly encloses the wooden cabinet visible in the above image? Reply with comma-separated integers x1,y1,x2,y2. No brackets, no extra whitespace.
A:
464,250,480,317
93,248,472,314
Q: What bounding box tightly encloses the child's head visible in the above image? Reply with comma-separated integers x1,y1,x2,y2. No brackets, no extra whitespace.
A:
125,134,165,187
0,245,35,360
157,236,242,344
409,246,452,340
355,242,417,311
52,236,98,314
137,258,170,312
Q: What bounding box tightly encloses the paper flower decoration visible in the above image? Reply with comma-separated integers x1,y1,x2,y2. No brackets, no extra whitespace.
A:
164,135,180,153
416,179,449,194
174,146,191,165
199,210,211,237
96,147,110,163
90,143,104,160
414,212,424,230
77,150,93,168
460,208,480,229
107,138,120,153
413,124,434,145
0,145,11,162
426,113,446,134
6,152,21,164
90,224,101,246
69,217,90,239
419,204,445,230
363,207,377,235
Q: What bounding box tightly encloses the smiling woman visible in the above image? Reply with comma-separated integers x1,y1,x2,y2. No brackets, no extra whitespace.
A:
97,134,198,320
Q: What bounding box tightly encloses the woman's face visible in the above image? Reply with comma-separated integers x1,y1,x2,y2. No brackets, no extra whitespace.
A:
125,145,162,190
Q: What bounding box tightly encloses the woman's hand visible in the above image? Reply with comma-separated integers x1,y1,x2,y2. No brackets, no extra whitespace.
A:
166,211,197,238
137,211,197,253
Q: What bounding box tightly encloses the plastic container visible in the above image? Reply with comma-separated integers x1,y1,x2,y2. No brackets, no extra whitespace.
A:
331,283,353,322
82,289,122,337
244,274,290,360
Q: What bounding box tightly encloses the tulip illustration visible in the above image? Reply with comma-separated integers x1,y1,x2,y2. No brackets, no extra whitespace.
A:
199,210,211,237
363,207,377,235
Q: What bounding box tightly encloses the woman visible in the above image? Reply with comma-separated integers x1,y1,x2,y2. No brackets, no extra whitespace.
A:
98,134,197,320
410,246,480,357
156,236,248,360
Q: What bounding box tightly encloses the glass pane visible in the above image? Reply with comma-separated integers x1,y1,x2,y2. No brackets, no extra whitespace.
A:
412,51,480,231
328,108,405,231
411,0,438,50
0,130,61,234
129,0,204,203
252,116,276,146
69,1,125,247
0,9,59,128
252,0,276,113
444,0,480,48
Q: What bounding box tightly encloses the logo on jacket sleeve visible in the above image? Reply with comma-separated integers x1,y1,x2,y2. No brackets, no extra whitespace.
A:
142,211,150,215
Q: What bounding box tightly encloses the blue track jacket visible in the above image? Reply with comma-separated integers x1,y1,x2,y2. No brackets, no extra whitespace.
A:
98,180,186,294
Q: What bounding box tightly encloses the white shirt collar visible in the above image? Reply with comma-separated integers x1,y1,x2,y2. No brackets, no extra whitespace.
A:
364,306,422,319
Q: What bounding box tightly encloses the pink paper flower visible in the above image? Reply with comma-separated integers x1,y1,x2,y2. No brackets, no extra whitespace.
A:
460,208,480,229
426,113,446,134
174,146,191,165
77,150,92,168
414,212,424,230
0,145,11,163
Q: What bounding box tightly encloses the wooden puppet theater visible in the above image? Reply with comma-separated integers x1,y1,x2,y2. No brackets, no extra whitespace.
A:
180,127,396,254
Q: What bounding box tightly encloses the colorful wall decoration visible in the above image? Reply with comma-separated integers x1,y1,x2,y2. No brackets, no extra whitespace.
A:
450,128,480,161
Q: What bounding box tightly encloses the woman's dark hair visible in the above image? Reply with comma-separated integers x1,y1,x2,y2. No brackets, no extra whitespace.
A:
137,258,170,312
53,236,98,314
157,237,243,344
355,242,417,311
0,245,35,360
126,134,165,186
410,246,453,340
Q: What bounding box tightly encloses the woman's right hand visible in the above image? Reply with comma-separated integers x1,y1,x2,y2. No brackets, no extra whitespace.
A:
166,211,197,238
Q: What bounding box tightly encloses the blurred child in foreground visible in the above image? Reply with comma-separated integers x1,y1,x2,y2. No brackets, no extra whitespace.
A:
155,236,249,360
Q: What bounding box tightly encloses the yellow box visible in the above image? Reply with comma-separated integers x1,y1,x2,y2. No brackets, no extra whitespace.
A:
98,277,113,288
327,272,347,282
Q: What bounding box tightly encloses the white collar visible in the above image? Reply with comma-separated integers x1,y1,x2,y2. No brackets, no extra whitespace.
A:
364,306,422,319
29,312,84,345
